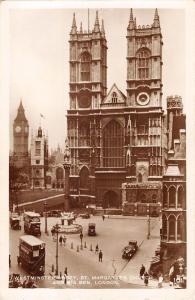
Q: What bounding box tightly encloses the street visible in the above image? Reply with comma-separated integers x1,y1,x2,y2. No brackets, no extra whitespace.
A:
9,214,160,288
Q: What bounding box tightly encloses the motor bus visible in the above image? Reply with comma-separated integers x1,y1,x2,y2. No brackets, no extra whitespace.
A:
17,235,45,275
23,212,41,236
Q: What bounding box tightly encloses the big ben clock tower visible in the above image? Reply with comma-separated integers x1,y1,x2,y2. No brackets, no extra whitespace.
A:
13,100,29,169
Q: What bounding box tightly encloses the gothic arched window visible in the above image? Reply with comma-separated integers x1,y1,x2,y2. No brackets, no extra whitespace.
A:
169,216,176,241
178,186,184,208
136,49,150,79
162,215,167,240
79,122,90,146
103,120,124,167
80,52,90,81
112,92,117,103
169,186,176,208
80,167,89,189
163,185,168,208
177,215,184,240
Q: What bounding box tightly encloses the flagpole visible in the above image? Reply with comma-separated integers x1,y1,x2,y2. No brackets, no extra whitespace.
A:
88,9,90,33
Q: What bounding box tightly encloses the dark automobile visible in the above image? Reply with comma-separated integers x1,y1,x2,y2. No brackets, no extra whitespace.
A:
122,240,138,259
88,223,96,236
10,213,21,230
80,213,90,219
47,210,62,217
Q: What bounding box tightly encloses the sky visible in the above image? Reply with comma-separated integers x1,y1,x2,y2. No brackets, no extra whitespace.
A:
9,8,185,151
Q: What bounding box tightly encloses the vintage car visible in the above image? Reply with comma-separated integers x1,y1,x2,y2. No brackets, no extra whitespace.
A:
88,223,96,236
10,213,21,230
80,213,90,219
47,210,62,217
122,240,138,259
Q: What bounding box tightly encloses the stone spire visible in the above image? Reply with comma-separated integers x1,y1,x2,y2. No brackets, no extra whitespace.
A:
80,22,83,34
128,8,135,30
93,10,100,32
153,8,160,28
101,19,105,37
70,12,77,34
14,99,27,122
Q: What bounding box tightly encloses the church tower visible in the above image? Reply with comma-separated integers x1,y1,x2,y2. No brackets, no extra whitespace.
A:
67,11,107,206
13,100,29,168
126,9,164,182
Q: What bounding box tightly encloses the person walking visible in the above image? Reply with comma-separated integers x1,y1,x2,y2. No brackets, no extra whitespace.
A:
144,271,149,287
95,244,99,254
99,250,103,262
59,235,63,246
64,267,68,284
63,235,67,246
139,264,145,279
102,215,105,221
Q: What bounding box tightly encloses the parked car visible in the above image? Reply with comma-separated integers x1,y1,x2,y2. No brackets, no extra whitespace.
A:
80,213,90,219
122,240,138,260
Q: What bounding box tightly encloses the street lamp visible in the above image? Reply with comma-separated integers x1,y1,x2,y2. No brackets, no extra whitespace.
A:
55,223,60,276
147,204,150,239
44,201,48,234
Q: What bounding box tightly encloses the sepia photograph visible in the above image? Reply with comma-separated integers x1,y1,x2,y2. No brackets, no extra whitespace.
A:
8,6,187,290
1,1,194,298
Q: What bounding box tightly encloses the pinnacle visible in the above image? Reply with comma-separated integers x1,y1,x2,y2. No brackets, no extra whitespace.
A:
130,8,133,21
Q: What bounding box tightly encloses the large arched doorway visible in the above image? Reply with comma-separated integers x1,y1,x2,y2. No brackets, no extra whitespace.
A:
103,191,119,208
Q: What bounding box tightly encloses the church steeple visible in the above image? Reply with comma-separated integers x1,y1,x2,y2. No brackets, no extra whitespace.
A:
93,10,100,32
153,8,160,28
70,12,77,34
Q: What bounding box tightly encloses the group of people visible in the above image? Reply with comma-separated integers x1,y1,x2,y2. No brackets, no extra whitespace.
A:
140,264,163,288
59,235,67,246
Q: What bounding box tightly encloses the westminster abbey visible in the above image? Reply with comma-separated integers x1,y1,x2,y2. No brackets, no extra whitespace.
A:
67,9,166,211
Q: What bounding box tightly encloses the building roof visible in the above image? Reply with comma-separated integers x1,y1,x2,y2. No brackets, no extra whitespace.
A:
14,100,28,123
20,235,45,246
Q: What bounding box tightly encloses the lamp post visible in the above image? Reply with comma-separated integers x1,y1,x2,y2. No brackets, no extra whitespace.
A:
44,201,48,234
55,223,60,276
147,204,150,239
63,139,71,212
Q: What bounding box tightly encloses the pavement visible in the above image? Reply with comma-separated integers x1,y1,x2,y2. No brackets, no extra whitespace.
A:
10,214,174,289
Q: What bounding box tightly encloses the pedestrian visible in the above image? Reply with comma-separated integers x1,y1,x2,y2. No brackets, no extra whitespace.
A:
144,271,149,287
9,255,11,268
158,273,163,288
99,250,103,262
63,235,67,246
95,244,99,254
80,232,83,244
64,267,68,284
59,235,63,245
102,215,105,221
139,264,145,279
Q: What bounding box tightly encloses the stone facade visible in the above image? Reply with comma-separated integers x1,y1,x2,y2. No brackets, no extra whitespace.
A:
31,127,48,189
161,96,186,275
66,9,164,210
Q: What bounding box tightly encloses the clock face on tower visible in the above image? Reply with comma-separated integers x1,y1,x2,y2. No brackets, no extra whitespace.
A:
15,126,21,133
137,92,150,106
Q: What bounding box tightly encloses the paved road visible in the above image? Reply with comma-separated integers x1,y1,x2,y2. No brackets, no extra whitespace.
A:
9,215,159,289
